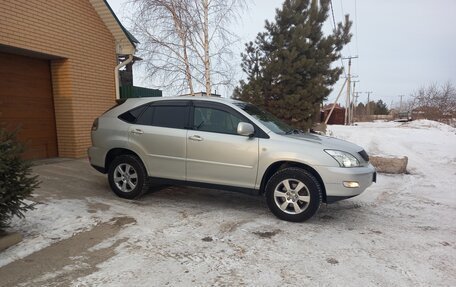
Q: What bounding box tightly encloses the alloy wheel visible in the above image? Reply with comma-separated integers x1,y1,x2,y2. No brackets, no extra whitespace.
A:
113,163,138,192
273,179,311,215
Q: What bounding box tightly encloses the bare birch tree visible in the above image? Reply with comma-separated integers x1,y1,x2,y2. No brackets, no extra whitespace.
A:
129,0,195,95
202,0,211,94
129,0,245,96
187,0,245,95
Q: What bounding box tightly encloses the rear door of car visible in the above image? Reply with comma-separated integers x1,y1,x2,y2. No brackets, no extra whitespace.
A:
127,100,190,180
186,101,259,188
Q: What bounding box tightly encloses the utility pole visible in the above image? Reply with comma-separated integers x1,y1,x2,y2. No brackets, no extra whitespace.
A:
353,91,362,122
399,94,404,111
350,80,360,124
325,78,347,125
342,56,358,125
365,91,373,116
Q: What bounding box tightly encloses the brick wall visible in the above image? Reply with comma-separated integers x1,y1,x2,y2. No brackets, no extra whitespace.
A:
0,0,118,157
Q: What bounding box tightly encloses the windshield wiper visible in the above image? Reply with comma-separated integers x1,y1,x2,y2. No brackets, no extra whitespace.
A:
285,129,302,135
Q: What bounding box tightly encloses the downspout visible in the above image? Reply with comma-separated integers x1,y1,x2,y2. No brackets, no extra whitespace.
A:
115,54,134,100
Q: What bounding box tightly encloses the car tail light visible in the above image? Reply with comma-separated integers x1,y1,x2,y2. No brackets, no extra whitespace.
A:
92,118,99,131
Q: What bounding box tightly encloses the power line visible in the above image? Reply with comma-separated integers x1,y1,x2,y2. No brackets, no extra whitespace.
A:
354,0,360,75
339,0,351,56
354,0,359,56
329,0,347,78
339,0,345,16
329,0,338,29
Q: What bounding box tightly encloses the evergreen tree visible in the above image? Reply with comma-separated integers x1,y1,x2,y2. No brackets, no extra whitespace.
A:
0,128,39,229
374,99,389,115
234,0,352,129
234,42,264,107
356,102,365,116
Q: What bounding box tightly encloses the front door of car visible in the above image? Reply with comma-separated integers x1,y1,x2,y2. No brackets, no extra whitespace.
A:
128,101,190,181
186,102,259,189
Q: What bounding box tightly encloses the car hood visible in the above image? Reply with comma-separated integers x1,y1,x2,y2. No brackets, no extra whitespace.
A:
283,133,364,153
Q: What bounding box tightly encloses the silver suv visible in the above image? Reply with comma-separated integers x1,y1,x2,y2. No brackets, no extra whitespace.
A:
89,97,376,222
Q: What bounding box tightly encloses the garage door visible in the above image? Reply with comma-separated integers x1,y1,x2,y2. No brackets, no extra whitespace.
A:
0,52,58,160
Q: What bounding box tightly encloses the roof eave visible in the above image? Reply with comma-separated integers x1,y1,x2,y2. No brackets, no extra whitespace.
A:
89,0,139,55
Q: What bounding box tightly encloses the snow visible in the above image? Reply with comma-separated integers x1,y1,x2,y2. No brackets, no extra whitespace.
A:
0,199,102,267
327,120,456,205
1,120,456,286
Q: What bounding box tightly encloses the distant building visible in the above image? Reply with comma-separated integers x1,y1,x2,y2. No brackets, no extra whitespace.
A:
321,104,345,125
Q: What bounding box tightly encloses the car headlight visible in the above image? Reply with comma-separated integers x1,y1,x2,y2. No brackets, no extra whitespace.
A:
324,150,360,167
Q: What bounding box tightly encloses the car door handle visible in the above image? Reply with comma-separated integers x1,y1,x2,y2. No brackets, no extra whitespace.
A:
188,135,203,141
131,129,144,135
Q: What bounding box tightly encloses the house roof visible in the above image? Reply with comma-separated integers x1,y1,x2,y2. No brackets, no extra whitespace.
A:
89,0,138,55
322,104,344,111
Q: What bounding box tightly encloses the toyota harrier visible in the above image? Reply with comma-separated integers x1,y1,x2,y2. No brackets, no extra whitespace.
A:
88,97,376,222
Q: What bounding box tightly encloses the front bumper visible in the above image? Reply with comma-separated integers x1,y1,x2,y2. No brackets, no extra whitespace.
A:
314,163,376,202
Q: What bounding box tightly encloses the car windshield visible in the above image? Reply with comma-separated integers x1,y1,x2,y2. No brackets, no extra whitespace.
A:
234,102,296,135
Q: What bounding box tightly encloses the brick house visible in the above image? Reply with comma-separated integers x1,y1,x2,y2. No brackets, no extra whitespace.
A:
0,0,137,159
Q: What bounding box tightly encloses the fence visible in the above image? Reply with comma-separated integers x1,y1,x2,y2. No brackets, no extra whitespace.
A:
120,85,162,99
354,114,394,122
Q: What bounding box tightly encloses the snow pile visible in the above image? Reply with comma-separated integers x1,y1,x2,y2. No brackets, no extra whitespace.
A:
403,119,456,133
328,120,455,165
328,119,456,204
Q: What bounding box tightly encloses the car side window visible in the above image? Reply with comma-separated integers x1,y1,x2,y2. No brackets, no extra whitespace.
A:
151,105,189,129
194,107,243,135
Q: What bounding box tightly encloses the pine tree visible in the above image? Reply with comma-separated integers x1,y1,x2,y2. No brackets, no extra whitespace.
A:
0,128,39,229
235,0,351,130
234,42,264,106
374,100,389,115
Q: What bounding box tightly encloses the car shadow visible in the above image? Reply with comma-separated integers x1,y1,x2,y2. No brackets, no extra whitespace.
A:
138,185,268,214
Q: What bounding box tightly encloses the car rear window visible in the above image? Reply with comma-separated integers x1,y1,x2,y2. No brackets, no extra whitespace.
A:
121,105,189,129
118,100,190,129
118,105,147,123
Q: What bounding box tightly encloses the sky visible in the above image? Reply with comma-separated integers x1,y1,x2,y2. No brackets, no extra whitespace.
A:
107,0,456,107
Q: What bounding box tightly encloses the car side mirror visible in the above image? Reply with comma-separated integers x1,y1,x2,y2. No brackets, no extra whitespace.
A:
237,122,255,137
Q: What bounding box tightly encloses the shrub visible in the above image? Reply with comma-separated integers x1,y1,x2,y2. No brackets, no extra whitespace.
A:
0,128,39,229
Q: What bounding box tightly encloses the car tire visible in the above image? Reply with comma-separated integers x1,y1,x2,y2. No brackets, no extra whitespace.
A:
108,155,149,199
265,167,322,222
